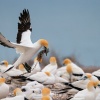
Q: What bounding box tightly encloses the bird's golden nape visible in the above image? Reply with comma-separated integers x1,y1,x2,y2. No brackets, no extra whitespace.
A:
50,57,56,64
94,81,100,88
63,59,72,65
66,64,73,74
86,73,92,78
13,88,22,96
45,72,51,76
18,64,25,71
0,78,6,84
0,60,9,67
87,81,95,91
39,39,49,48
42,88,50,96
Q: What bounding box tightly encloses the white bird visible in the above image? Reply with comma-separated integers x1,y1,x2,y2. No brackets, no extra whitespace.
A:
94,81,100,100
56,59,84,82
24,57,42,77
0,78,9,99
0,9,49,72
92,69,100,80
18,64,27,73
58,73,98,95
42,57,58,75
0,60,24,76
80,73,98,82
20,81,44,95
21,71,68,85
32,87,53,100
1,88,33,100
70,81,96,100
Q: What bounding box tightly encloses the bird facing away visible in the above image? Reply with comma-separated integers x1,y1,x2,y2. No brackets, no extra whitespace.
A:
42,57,58,75
0,9,49,72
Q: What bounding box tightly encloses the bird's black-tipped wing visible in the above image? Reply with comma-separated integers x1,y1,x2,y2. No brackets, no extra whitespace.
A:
0,33,15,48
16,9,32,44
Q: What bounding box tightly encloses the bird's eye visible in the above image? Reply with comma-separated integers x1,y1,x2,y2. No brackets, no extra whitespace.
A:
33,91,34,93
21,88,26,92
84,76,87,78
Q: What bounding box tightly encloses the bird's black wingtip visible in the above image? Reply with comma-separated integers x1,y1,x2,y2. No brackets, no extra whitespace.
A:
3,66,14,73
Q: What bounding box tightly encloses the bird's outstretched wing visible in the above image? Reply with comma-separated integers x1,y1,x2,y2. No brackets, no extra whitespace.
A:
0,33,15,48
16,9,32,44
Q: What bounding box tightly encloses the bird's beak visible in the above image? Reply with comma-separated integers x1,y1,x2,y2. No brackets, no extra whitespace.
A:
44,47,49,56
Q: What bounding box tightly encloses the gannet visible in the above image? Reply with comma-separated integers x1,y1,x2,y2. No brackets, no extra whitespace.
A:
1,88,33,100
59,73,99,94
0,60,23,76
0,9,49,72
56,59,84,82
18,64,27,73
0,78,9,99
42,57,58,75
80,73,98,82
28,57,42,75
32,87,52,100
18,71,68,85
92,69,100,80
26,81,44,89
70,81,96,100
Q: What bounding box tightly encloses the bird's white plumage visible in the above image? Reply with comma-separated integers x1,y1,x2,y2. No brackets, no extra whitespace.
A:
42,57,58,75
28,72,68,84
20,30,32,46
42,64,57,75
0,83,9,99
70,81,96,100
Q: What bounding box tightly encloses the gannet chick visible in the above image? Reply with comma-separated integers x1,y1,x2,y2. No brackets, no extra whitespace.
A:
42,57,58,74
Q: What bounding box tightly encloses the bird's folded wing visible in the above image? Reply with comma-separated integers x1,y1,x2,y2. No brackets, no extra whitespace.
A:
0,33,15,48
